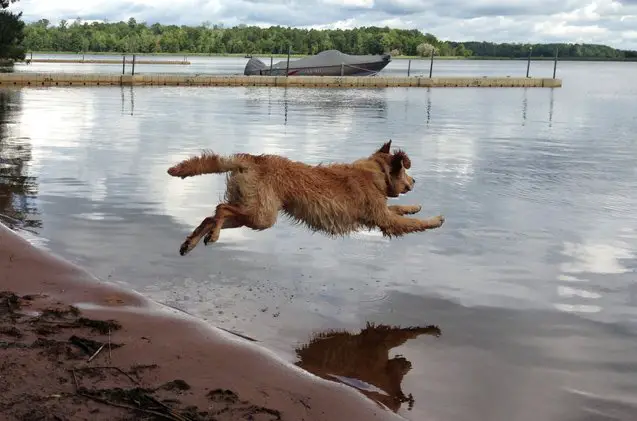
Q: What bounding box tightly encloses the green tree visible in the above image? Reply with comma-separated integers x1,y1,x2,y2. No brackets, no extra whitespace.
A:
454,43,472,57
0,0,19,7
15,18,637,60
0,0,25,61
416,42,435,57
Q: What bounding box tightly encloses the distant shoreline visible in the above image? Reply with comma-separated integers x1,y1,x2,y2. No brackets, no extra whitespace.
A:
22,51,637,62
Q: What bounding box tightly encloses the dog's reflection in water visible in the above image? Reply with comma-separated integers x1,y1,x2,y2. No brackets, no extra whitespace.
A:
294,322,441,412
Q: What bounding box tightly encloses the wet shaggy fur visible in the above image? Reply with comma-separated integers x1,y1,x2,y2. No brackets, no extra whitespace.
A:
167,140,445,256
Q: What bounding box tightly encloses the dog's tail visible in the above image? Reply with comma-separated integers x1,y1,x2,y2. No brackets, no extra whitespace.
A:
167,151,248,179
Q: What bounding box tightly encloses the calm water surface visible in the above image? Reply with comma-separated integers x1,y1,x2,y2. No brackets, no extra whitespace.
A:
15,52,564,78
2,59,637,421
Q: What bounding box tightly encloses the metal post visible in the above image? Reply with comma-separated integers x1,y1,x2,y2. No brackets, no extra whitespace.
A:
526,46,532,78
553,48,558,79
407,59,411,77
270,56,273,74
132,54,136,75
429,49,434,78
286,46,291,77
122,55,126,75
341,63,344,76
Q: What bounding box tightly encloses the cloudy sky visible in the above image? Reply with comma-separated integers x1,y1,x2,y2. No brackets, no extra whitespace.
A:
13,0,637,49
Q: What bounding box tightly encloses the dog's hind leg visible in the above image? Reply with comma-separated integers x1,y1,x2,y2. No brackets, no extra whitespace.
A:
377,212,445,238
202,217,244,246
199,206,278,249
388,205,422,216
179,204,246,256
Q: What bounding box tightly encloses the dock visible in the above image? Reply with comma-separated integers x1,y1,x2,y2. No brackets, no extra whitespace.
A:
0,73,562,88
22,58,190,65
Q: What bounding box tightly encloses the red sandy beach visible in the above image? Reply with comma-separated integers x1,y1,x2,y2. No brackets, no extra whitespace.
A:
0,221,409,421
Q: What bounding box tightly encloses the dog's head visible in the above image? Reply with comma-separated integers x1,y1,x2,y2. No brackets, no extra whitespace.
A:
370,140,415,198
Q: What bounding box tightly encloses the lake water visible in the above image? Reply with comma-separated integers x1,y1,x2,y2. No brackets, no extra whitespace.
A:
15,52,563,78
2,57,637,421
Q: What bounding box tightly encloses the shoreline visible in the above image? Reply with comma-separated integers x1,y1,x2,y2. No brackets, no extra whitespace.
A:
0,222,405,421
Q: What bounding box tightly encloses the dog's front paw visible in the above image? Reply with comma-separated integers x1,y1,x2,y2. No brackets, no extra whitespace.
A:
430,214,445,228
407,205,422,215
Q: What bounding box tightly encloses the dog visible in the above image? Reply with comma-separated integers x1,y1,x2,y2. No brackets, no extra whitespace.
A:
167,140,445,256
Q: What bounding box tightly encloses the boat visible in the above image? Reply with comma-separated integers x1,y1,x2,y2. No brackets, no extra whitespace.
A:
243,50,391,77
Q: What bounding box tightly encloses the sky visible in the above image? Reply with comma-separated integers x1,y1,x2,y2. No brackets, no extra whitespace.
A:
13,0,637,50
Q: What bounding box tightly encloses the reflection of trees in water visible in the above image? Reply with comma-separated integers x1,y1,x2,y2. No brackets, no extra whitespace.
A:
295,322,441,412
0,89,40,232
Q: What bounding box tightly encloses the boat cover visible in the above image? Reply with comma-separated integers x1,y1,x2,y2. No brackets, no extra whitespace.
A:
244,50,391,75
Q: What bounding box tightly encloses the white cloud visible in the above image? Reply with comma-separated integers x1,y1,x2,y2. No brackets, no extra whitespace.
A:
534,21,608,37
12,0,637,49
322,0,374,8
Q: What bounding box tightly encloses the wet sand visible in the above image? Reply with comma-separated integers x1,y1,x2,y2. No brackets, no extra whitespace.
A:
0,222,406,421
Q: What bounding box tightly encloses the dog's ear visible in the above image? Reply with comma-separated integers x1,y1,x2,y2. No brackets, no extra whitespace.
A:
390,150,411,173
377,139,392,154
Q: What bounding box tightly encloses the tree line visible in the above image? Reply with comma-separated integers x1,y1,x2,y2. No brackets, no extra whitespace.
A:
21,19,637,60
448,41,637,60
3,12,637,61
22,18,457,57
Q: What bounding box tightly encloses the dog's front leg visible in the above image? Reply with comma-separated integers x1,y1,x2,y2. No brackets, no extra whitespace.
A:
388,205,422,216
377,211,445,238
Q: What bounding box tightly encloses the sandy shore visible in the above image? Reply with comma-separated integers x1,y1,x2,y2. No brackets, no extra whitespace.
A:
0,222,407,421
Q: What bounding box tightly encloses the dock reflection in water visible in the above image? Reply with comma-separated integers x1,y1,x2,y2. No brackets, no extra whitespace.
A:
295,322,441,412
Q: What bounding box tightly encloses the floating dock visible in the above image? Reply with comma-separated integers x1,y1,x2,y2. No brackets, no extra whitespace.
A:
23,58,190,65
0,73,562,88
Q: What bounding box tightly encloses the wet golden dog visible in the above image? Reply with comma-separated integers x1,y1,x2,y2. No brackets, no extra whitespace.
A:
167,140,445,256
